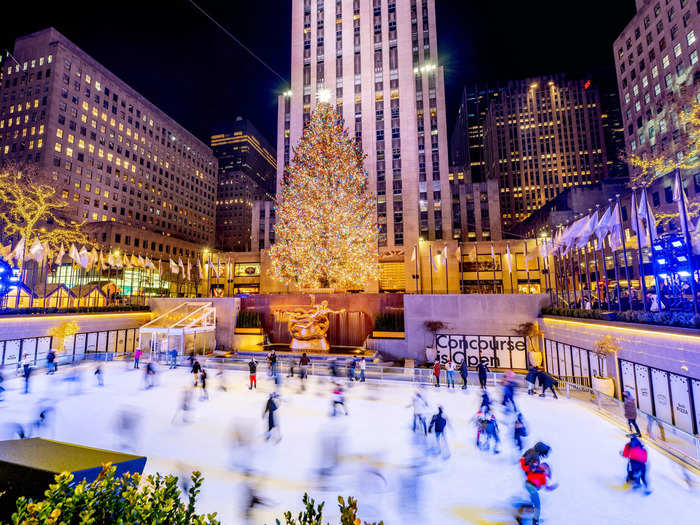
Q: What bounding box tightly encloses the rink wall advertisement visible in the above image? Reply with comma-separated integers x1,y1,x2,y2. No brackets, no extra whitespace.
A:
434,334,528,369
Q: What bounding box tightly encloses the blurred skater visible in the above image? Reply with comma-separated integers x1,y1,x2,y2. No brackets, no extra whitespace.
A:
483,409,500,454
191,359,201,387
622,435,650,494
410,390,429,435
199,368,209,400
299,353,310,386
248,357,257,390
172,388,193,424
480,389,492,412
538,371,558,399
525,366,538,396
428,406,450,459
459,359,468,389
331,383,348,416
348,357,357,382
21,354,32,394
477,361,489,389
144,361,156,389
263,392,281,442
94,364,104,387
359,356,366,382
216,369,227,391
502,370,518,412
432,360,441,388
46,349,57,374
623,391,641,436
169,348,178,369
514,412,528,452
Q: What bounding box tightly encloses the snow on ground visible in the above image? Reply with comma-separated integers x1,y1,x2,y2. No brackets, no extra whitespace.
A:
0,361,698,524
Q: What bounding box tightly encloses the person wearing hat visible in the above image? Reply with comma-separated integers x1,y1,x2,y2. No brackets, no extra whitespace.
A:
623,390,641,436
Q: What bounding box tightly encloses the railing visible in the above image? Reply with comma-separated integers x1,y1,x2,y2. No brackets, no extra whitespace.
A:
557,378,700,469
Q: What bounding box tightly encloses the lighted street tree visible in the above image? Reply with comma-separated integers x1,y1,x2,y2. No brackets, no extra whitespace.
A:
0,162,90,254
269,93,379,290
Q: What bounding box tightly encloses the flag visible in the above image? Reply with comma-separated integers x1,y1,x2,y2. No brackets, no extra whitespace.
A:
574,213,597,248
169,258,179,274
145,257,156,271
410,246,416,262
672,170,696,236
78,246,90,269
443,244,448,265
638,187,657,245
594,207,612,250
68,244,81,266
99,251,108,271
178,257,185,276
490,244,496,265
430,246,438,272
29,237,45,262
608,203,623,251
130,254,140,268
629,190,647,248
186,258,192,281
138,255,146,268
11,236,26,263
561,216,587,254
506,243,512,274
122,253,132,269
197,257,204,279
54,243,66,266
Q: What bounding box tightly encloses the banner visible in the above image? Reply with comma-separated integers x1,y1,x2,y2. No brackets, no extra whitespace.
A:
434,334,528,369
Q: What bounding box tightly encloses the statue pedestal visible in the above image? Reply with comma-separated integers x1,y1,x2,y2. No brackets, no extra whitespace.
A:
290,338,330,351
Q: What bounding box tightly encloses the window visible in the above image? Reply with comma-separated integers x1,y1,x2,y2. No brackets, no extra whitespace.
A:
691,49,698,65
663,54,670,67
651,65,659,77
654,83,661,95
688,30,696,45
674,42,682,57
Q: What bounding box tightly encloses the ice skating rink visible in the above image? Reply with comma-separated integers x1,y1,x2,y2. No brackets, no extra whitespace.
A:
0,361,698,524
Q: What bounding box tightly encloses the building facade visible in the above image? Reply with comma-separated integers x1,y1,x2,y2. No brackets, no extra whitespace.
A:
276,0,452,282
0,28,217,249
448,165,502,242
613,0,699,164
484,75,609,231
212,117,276,252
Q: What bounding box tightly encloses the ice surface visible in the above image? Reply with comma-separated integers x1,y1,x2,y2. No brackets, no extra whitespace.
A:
0,361,697,524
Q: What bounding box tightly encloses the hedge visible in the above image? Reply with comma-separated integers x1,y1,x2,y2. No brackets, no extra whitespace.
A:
541,306,700,329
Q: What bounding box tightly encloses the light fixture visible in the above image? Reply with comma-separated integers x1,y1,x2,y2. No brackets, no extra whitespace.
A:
530,82,538,89
317,88,332,103
283,90,293,97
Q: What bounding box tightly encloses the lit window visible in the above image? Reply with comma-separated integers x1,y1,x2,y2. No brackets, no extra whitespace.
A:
642,75,648,87
654,83,661,95
95,81,101,91
67,134,74,144
624,92,630,103
673,42,682,57
56,129,63,138
39,124,44,134
88,144,95,153
633,84,639,96
54,142,62,152
663,54,670,67
66,147,73,158
688,30,696,45
78,139,85,149
691,50,698,65
635,101,641,111
85,74,91,84
37,139,43,148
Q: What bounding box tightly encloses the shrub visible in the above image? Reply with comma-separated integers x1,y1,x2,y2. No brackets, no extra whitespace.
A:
373,312,404,332
277,493,383,525
10,466,219,524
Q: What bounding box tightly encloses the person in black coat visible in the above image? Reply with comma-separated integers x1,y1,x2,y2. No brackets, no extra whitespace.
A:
525,367,539,396
263,393,280,442
191,359,201,387
458,359,469,389
538,371,558,399
477,362,489,389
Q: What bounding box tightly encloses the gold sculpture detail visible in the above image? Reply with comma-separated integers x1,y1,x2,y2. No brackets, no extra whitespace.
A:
286,298,344,351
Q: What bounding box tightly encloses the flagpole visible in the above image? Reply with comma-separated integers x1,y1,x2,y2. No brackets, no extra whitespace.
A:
491,243,496,293
428,244,434,295
616,194,632,309
642,188,663,307
444,248,449,294
550,237,560,306
414,243,419,294
507,243,514,293
609,199,622,311
475,244,481,294
676,171,698,313
561,239,571,307
524,240,530,291
632,188,649,311
575,245,585,305
568,244,578,308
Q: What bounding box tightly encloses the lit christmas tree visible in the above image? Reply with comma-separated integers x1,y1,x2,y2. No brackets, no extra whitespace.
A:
269,98,379,290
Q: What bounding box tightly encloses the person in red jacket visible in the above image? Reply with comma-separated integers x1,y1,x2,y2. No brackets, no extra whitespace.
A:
622,436,650,493
518,442,556,525
432,360,441,388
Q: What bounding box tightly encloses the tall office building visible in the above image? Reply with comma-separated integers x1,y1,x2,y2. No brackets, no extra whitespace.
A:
276,0,452,266
484,75,609,230
613,0,699,166
212,117,276,252
0,28,217,257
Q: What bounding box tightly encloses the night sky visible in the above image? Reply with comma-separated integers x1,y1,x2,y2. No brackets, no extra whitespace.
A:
2,1,636,147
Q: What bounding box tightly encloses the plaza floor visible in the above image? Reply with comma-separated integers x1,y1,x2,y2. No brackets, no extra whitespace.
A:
0,361,698,524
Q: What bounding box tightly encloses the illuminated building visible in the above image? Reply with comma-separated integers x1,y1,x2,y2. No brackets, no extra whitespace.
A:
448,165,502,242
211,117,276,252
275,0,453,282
483,75,609,230
613,0,699,165
0,28,217,256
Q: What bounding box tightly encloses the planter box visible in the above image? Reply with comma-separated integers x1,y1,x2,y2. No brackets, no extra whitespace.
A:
371,331,405,339
234,327,263,335
592,375,615,397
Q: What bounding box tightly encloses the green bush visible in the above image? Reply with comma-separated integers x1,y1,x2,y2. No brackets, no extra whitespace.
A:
10,466,219,524
277,493,383,525
541,306,700,329
373,312,404,332
237,309,263,329
0,304,150,317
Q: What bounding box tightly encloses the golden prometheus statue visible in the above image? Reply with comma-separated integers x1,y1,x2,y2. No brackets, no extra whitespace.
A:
286,297,344,351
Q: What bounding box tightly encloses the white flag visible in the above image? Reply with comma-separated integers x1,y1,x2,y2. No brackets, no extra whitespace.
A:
186,258,192,281
178,256,185,276
672,170,696,236
629,191,647,248
594,207,612,250
169,258,179,274
506,244,512,274
574,214,597,248
78,246,90,269
410,246,416,262
11,236,26,263
608,203,623,252
638,187,657,245
197,258,204,279
68,244,81,266
29,237,45,262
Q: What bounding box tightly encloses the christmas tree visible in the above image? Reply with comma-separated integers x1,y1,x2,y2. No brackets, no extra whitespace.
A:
269,101,379,290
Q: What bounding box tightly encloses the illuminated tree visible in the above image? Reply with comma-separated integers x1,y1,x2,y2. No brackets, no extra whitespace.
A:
626,85,700,187
0,162,90,253
269,101,379,290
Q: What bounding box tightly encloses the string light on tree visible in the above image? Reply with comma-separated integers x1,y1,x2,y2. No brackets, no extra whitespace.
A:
268,96,379,290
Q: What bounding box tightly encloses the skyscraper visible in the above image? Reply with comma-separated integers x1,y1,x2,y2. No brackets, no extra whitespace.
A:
613,0,699,166
0,28,217,258
212,117,276,252
276,0,452,268
484,75,609,230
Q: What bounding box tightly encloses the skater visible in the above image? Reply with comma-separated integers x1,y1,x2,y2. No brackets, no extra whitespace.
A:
458,358,468,389
267,350,277,377
622,435,650,493
0,372,4,401
432,360,441,388
46,350,57,374
348,357,357,381
287,357,296,378
445,359,455,388
623,391,641,436
21,354,32,394
199,368,208,400
410,390,429,435
502,370,518,412
169,348,178,369
172,388,193,424
474,407,490,449
144,361,156,389
216,369,227,391
359,356,366,382
329,358,339,379
525,366,538,395
331,383,348,416
483,409,500,454
133,348,142,369
299,353,310,380
477,361,489,389
428,406,450,459
514,412,528,452
519,442,556,525
538,370,558,399
263,392,280,442
191,359,201,387
480,389,492,412
248,357,257,389
94,364,104,387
